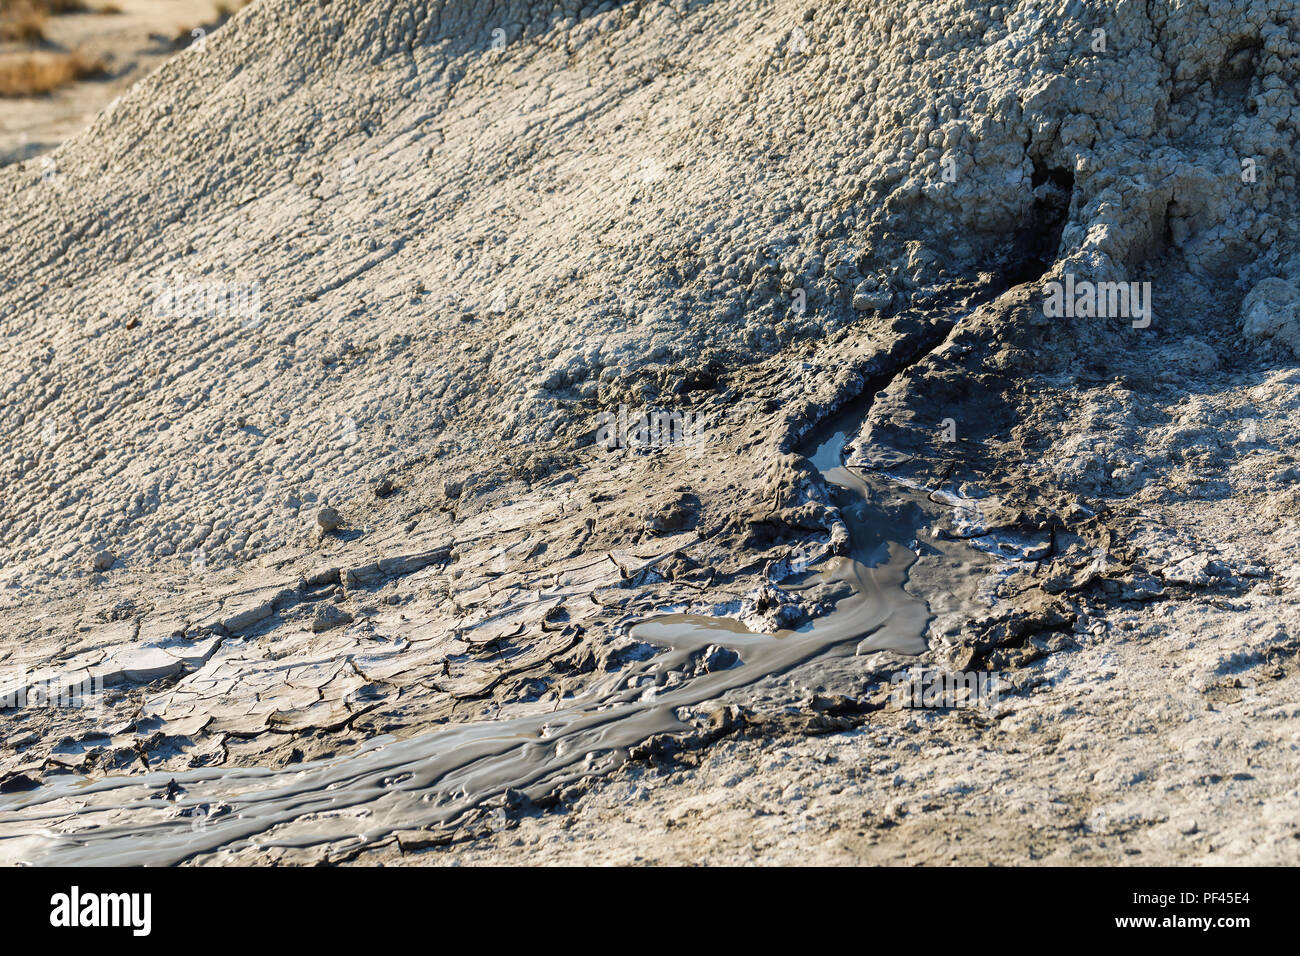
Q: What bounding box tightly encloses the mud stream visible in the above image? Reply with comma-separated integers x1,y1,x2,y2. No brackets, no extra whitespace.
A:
0,405,972,865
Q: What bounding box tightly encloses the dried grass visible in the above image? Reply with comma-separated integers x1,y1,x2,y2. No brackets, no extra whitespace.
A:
0,48,104,96
0,1,47,43
0,1,109,43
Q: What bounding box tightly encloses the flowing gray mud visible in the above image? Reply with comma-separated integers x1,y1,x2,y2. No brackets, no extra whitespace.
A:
0,408,956,866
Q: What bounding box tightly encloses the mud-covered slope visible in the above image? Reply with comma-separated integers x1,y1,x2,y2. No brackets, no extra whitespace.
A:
3,0,1298,584
3,0,1300,865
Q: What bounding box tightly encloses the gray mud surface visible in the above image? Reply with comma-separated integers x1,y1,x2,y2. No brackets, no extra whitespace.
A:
2,0,1300,865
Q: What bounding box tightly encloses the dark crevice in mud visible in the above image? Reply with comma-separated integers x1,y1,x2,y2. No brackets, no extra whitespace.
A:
1030,161,1075,193
1170,34,1260,108
779,293,987,461
784,273,1013,460
1216,37,1261,104
1137,198,1183,267
1161,198,1178,257
1004,161,1073,286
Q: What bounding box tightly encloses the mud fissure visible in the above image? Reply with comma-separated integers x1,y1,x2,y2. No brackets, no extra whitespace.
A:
1004,161,1074,286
